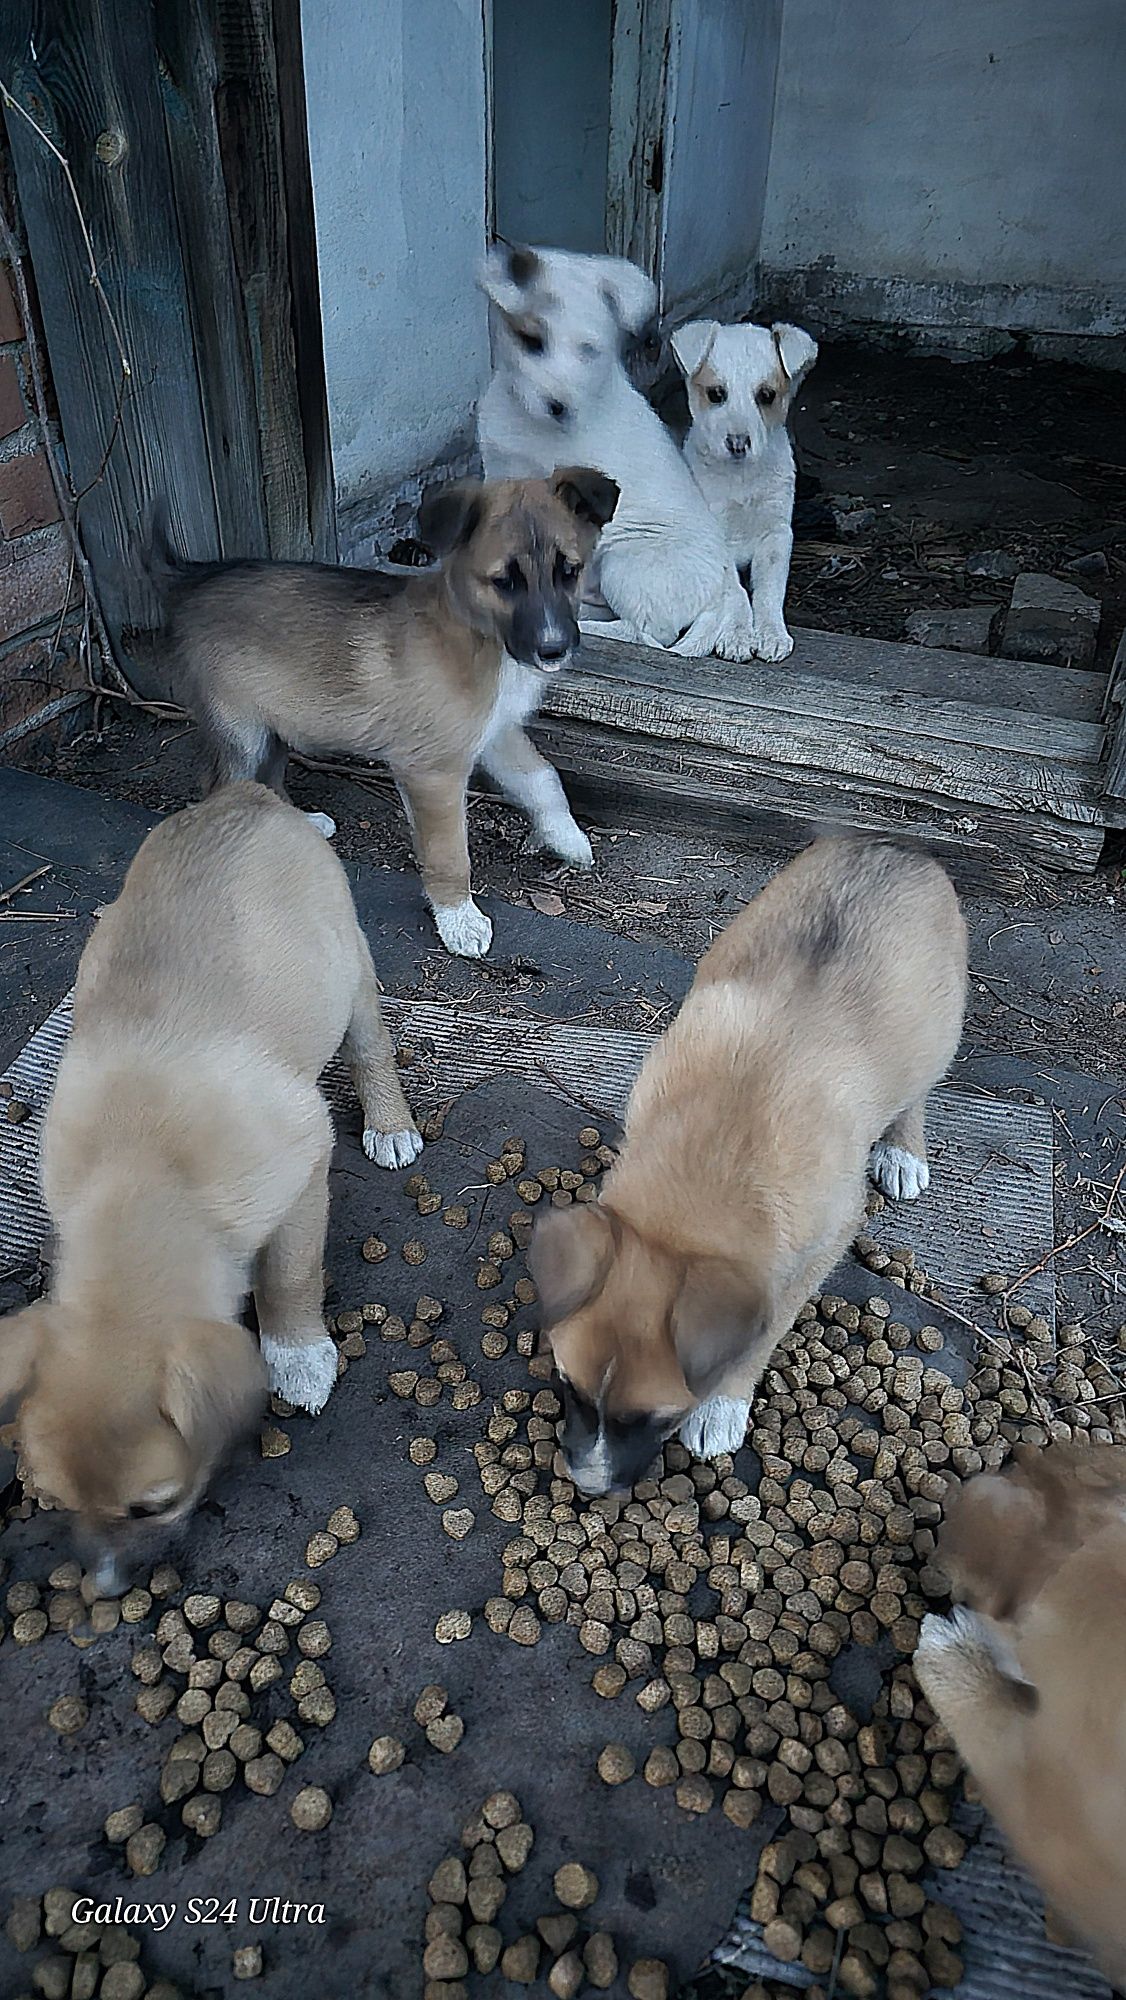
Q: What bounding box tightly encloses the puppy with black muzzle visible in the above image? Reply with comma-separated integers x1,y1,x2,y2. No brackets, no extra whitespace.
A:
145,471,618,959
0,784,419,1591
675,318,818,662
531,838,966,1496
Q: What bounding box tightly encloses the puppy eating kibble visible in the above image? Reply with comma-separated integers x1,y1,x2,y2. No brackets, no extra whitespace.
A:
915,1444,1126,1987
675,318,818,662
0,784,419,1588
531,838,966,1494
146,470,617,958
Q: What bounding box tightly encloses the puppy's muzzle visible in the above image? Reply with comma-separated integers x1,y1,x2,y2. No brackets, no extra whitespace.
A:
545,397,571,424
725,433,751,458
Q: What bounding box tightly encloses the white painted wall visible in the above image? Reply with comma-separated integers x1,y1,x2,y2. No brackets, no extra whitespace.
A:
760,0,1126,340
300,0,490,540
492,0,612,254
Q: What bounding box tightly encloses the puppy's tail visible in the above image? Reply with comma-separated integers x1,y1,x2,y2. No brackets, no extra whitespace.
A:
135,496,199,618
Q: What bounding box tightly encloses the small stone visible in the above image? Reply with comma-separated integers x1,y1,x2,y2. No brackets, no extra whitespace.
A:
905,605,997,654
232,1944,263,1980
483,1790,522,1828
290,1785,333,1830
554,1862,599,1910
125,1824,166,1876
1002,571,1100,669
762,1917,803,1963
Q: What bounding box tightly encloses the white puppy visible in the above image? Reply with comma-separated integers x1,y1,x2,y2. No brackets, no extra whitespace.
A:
675,320,817,662
477,245,757,663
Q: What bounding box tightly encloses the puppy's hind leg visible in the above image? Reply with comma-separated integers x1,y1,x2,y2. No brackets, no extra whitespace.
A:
870,1097,930,1201
343,945,423,1169
255,1134,338,1415
479,723,593,869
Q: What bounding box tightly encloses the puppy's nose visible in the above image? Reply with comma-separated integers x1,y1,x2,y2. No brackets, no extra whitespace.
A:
535,636,571,665
726,433,750,457
546,398,570,423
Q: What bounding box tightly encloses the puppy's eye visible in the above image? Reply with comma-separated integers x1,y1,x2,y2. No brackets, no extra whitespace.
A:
579,342,598,360
127,1498,171,1521
554,554,581,585
756,386,777,408
515,326,545,355
706,384,728,406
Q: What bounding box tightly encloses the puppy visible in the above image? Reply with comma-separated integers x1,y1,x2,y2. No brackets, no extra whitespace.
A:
915,1445,1126,1986
675,318,818,662
147,471,618,959
530,838,966,1495
477,244,758,662
0,784,419,1589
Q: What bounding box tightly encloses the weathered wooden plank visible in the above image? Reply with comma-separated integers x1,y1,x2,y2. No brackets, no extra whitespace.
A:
153,0,270,562
789,622,1106,725
272,0,335,561
0,0,220,678
1101,626,1126,813
573,634,1105,768
535,715,1105,874
544,664,1104,823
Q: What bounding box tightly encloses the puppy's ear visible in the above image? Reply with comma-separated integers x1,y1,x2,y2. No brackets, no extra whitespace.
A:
552,466,620,531
0,1302,46,1413
418,481,484,556
772,323,818,385
162,1321,266,1461
529,1203,615,1328
479,241,540,312
672,1261,767,1401
671,319,719,379
598,256,658,335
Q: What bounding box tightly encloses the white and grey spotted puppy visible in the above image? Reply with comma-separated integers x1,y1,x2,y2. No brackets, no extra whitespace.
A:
675,319,818,662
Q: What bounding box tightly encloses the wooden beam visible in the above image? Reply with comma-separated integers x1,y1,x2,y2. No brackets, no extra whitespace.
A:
1101,626,1126,821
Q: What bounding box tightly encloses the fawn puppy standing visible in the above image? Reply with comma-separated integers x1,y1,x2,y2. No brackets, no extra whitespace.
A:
531,838,966,1495
0,785,418,1590
916,1444,1126,1988
146,471,617,960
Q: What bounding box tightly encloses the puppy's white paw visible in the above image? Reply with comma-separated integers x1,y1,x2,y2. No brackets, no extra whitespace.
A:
432,898,493,958
259,1331,337,1415
750,622,794,663
534,812,593,870
679,1394,751,1459
712,624,756,664
869,1141,930,1201
364,1124,424,1169
305,810,337,839
916,1609,965,1663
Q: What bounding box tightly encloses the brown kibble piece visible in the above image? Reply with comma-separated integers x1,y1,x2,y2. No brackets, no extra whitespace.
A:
244,1754,285,1796
549,1950,584,1999
260,1426,290,1457
327,1506,360,1542
554,1862,599,1910
435,1609,472,1643
597,1743,635,1785
628,1960,670,2000
414,1684,448,1725
361,1237,388,1261
290,1785,333,1830
125,1824,166,1876
429,1855,468,1903
232,1944,263,1980
403,1239,427,1265
584,1932,618,1990
427,1714,465,1754
47,1695,88,1735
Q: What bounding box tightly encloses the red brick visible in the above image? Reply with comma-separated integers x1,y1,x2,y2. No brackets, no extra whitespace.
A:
0,449,60,536
0,523,74,641
0,355,26,437
0,264,21,342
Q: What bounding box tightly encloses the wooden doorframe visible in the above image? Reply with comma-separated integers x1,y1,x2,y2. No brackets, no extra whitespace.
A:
606,0,673,299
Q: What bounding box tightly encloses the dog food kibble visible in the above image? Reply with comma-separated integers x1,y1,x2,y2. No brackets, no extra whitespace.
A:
424,1471,458,1502
443,1204,470,1229
232,1944,263,1980
304,1531,339,1568
368,1734,406,1775
290,1785,333,1832
125,1824,166,1876
361,1236,388,1262
260,1425,291,1457
597,1743,635,1786
13,1608,48,1644
183,1593,221,1628
182,1792,222,1837
627,1960,670,2000
426,1713,465,1753
435,1609,472,1643
548,1949,584,1999
327,1504,360,1542
553,1863,599,1911
402,1238,426,1265
442,1507,474,1541
47,1695,87,1735
104,1803,145,1844
297,1619,332,1657
244,1753,286,1796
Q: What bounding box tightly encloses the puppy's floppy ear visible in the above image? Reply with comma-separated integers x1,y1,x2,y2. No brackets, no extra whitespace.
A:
598,256,658,335
162,1321,266,1460
672,1260,767,1401
771,323,818,385
552,466,620,531
0,1302,46,1413
529,1203,615,1329
418,480,484,557
671,319,719,380
479,241,540,313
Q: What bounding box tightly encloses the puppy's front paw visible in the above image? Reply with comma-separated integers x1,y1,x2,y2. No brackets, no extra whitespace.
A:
259,1331,338,1415
305,810,337,839
679,1394,750,1458
364,1124,424,1169
869,1141,930,1201
433,898,493,958
534,812,593,870
750,622,794,663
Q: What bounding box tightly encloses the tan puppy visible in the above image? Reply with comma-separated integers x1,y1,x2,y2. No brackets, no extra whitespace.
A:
530,838,966,1493
915,1445,1126,1985
0,784,418,1588
147,470,618,960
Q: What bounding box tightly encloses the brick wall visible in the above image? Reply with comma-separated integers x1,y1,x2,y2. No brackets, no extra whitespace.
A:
0,208,87,752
